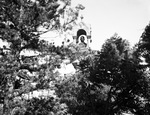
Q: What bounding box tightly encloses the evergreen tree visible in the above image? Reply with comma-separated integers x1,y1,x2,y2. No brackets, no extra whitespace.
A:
80,34,149,115
0,0,83,114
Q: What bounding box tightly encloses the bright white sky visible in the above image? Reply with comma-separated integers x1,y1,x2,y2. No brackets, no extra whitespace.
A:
72,0,150,50
1,0,150,51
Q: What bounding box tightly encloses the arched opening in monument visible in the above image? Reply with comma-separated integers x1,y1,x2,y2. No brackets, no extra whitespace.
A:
77,29,87,37
77,29,87,43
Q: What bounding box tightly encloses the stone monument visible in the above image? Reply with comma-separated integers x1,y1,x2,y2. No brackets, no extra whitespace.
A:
72,20,92,48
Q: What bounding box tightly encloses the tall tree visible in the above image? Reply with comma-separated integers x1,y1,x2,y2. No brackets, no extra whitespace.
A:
81,34,149,115
137,22,150,114
137,23,150,65
0,0,83,114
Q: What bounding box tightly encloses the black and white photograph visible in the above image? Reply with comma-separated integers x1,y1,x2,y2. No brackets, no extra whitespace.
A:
0,0,150,114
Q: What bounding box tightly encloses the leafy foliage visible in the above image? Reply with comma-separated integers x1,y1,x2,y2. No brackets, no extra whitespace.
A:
55,72,103,115
138,23,150,65
0,0,82,114
24,97,68,115
78,34,149,115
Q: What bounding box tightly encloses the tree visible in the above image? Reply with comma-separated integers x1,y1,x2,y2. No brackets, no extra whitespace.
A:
80,34,149,115
55,51,102,115
136,22,150,114
55,71,102,115
137,22,150,66
137,23,150,66
0,0,83,114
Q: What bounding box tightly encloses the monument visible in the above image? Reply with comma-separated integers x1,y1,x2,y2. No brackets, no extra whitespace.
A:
72,20,92,48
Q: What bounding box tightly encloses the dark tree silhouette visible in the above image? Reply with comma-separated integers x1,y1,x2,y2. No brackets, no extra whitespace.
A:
79,34,149,115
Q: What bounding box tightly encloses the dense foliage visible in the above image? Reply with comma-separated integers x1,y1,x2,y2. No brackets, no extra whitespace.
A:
86,35,149,115
57,35,150,115
0,0,81,114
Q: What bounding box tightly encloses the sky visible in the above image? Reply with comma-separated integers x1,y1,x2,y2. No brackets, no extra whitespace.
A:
1,0,150,51
71,0,150,50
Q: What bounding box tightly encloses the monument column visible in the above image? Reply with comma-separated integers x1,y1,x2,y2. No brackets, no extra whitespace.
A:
73,36,77,44
87,35,91,48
